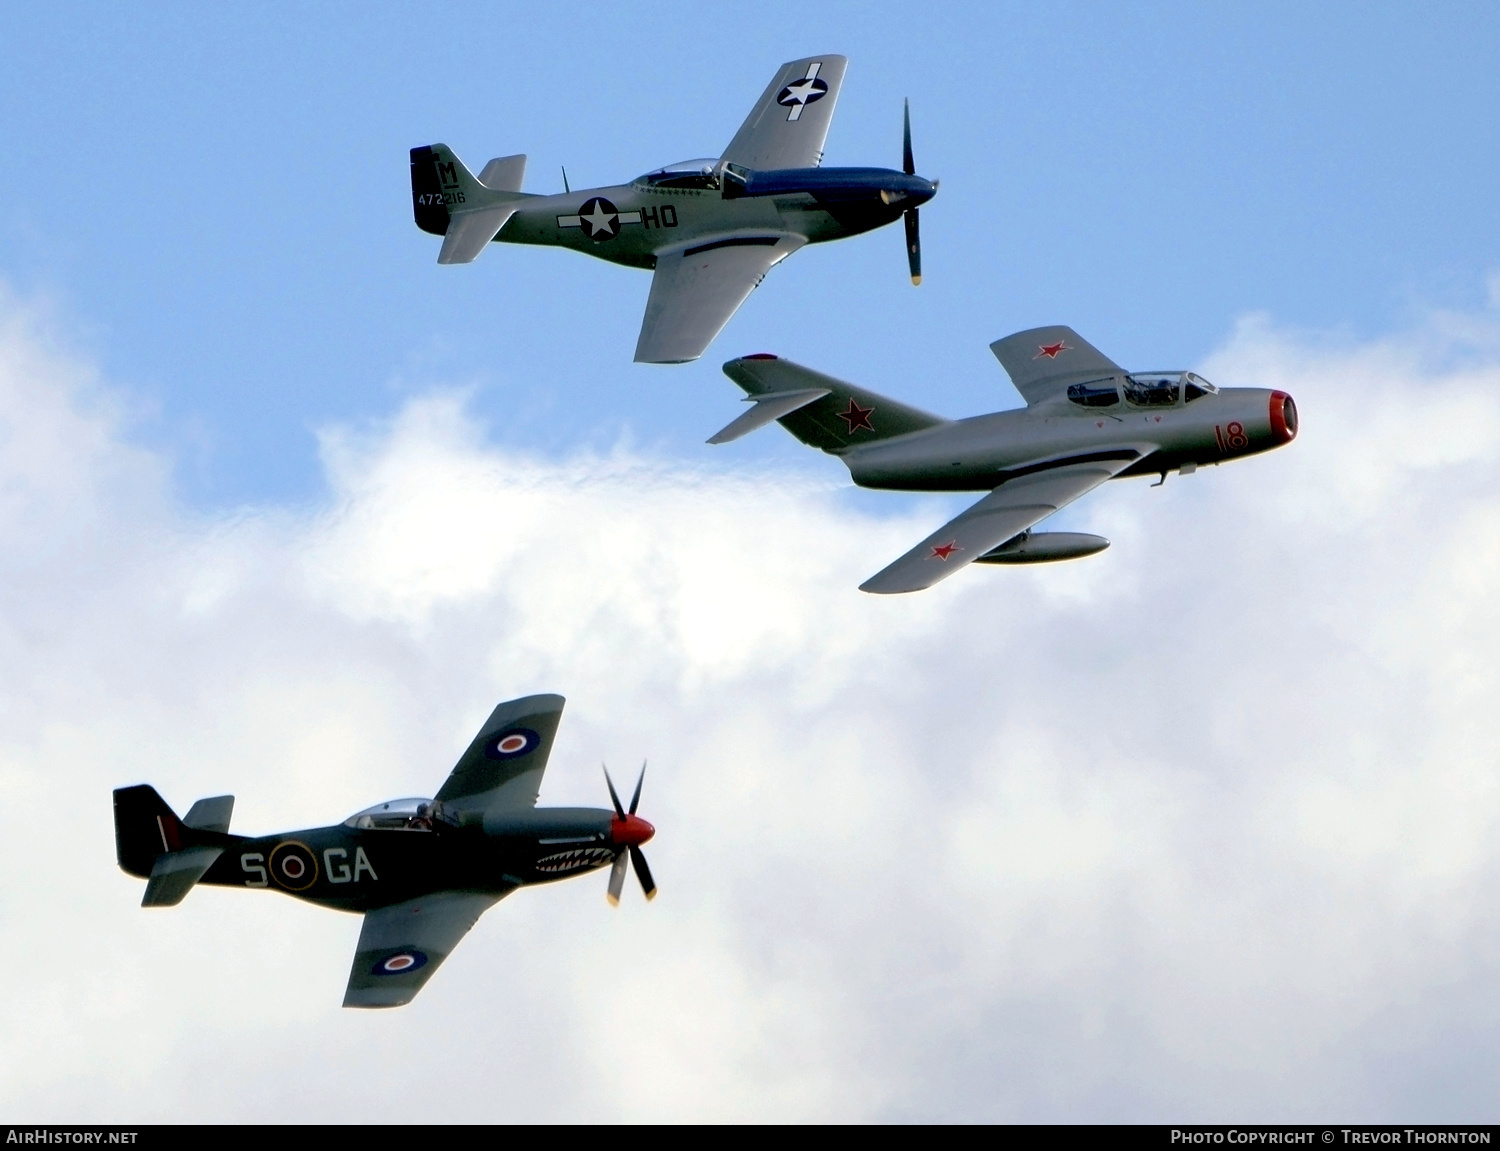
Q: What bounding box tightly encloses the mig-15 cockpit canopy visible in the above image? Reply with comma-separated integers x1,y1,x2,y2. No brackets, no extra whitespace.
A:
1066,371,1219,409
638,159,722,189
343,797,436,831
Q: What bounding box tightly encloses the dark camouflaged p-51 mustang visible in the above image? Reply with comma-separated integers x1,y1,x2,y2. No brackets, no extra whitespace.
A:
114,695,655,1007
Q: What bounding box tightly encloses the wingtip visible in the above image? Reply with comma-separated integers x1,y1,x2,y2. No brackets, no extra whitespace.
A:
858,577,915,595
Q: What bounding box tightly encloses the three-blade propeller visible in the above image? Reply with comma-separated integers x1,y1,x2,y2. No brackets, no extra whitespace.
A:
902,98,922,286
603,763,657,905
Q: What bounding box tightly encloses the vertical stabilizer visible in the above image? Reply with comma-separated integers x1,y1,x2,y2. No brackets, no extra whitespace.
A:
410,145,536,263
114,785,237,906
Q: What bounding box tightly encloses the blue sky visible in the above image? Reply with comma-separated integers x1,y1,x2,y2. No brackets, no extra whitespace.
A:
4,2,1499,502
5,3,1500,1122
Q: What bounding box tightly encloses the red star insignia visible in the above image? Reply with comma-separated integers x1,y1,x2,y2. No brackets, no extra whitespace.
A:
838,397,875,434
930,540,960,561
1034,341,1070,360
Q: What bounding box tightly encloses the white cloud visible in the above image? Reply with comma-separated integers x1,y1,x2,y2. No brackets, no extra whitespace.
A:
2,288,1499,1121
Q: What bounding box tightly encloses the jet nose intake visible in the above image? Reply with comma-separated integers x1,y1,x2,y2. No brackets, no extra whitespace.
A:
611,813,655,847
1269,391,1298,444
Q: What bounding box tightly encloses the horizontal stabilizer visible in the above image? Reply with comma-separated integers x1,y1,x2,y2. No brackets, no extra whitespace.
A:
722,355,947,451
708,387,830,444
439,206,519,264
184,795,233,833
142,845,223,907
477,154,526,192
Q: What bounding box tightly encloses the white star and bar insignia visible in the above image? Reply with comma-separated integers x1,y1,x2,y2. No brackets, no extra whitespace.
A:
556,197,642,240
776,61,830,122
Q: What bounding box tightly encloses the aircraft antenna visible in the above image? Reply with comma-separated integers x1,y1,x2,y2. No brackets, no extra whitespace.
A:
561,166,570,194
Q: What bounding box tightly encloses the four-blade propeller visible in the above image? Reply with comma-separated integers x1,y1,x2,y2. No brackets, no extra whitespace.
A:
603,763,657,905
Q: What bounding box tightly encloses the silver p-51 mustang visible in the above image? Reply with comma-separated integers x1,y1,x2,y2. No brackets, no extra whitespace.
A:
410,56,936,363
713,326,1299,594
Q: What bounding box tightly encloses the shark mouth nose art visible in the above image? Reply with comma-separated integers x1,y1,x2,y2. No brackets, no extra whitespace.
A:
536,847,616,874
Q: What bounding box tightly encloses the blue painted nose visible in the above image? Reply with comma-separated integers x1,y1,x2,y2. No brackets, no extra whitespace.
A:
882,175,937,208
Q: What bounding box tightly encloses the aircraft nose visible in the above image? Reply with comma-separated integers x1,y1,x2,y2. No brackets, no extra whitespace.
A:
1269,390,1298,444
880,176,937,208
611,814,655,847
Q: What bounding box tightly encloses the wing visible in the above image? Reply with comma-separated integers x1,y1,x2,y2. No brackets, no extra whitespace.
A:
720,55,848,171
989,326,1124,406
859,451,1155,594
634,235,806,364
343,890,510,1008
434,693,565,817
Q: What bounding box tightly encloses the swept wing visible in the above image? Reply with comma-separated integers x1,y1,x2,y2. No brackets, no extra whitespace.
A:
860,451,1154,594
343,890,509,1008
435,693,566,817
721,56,848,171
989,325,1124,406
634,235,805,364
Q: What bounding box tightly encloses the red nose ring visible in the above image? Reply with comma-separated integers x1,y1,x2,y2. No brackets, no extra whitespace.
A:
611,814,655,847
1269,391,1298,444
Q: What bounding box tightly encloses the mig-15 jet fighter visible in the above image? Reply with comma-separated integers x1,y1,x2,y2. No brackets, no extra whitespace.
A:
712,325,1299,594
409,55,937,363
113,694,656,1008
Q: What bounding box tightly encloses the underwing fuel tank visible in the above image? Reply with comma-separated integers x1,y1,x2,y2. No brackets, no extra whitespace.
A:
973,531,1110,565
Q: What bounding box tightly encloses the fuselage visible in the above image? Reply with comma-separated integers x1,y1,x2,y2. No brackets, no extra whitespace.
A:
489,162,935,270
196,803,650,914
842,380,1298,492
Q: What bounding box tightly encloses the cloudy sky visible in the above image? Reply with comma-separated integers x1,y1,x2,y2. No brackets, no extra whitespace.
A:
3,1,1500,1123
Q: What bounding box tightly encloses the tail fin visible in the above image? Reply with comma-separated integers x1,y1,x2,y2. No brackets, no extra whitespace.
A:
113,785,236,906
410,145,535,263
721,355,947,452
114,785,186,878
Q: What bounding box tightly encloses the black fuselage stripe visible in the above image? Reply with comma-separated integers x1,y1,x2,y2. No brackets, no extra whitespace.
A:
683,236,781,256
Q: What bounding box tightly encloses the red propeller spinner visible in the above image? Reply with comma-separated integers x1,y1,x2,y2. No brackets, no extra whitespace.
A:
603,763,657,904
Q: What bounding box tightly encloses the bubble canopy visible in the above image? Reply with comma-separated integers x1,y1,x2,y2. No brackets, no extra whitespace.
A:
638,159,720,189
343,797,435,830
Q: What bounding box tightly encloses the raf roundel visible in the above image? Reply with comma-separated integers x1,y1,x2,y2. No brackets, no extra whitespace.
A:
484,726,541,760
268,841,319,892
372,950,429,977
